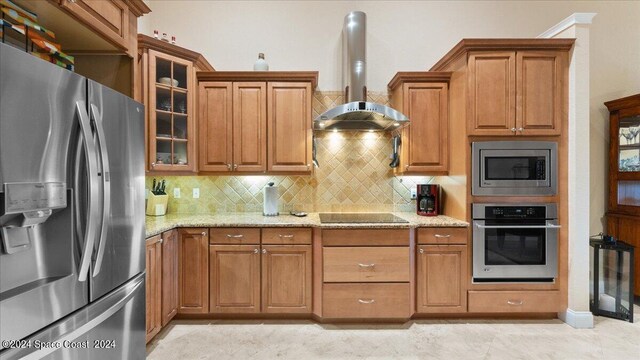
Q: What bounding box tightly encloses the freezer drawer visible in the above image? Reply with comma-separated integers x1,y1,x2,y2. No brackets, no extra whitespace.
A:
0,273,145,360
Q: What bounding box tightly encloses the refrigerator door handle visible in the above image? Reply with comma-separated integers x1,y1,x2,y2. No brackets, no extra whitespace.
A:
90,104,111,277
75,102,101,282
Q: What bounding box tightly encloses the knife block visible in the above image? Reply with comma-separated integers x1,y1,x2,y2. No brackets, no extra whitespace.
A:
146,193,169,216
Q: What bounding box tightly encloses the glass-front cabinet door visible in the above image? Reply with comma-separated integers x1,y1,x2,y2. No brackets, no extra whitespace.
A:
618,115,640,173
148,50,195,172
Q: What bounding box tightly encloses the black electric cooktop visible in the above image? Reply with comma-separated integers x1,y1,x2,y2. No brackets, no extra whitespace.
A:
319,213,409,224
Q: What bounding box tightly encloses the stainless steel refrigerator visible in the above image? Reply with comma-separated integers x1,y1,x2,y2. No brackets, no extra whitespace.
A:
0,42,145,359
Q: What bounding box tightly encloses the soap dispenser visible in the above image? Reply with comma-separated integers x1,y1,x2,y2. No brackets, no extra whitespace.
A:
263,182,279,216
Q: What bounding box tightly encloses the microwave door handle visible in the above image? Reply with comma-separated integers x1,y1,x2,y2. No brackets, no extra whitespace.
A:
75,102,101,282
474,222,561,229
90,104,111,277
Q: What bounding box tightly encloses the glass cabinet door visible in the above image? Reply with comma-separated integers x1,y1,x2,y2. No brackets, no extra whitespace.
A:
618,115,640,172
148,50,194,171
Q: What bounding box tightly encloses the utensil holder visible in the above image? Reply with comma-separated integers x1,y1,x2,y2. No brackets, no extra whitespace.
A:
146,194,169,216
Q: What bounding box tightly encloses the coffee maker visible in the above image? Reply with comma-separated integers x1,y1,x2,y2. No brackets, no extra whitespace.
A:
417,184,440,216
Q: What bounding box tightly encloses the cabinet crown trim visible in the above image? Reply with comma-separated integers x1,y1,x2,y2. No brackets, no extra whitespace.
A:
604,93,640,111
387,72,452,90
129,0,152,17
138,34,214,70
430,38,575,71
197,71,319,89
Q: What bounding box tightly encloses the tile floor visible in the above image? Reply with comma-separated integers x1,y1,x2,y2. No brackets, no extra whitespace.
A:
147,307,639,360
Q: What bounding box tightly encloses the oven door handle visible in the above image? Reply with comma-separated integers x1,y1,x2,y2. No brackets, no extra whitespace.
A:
474,222,561,229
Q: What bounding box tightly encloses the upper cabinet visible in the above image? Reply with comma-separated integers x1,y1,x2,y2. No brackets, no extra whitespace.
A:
430,39,573,138
138,35,214,173
197,72,318,174
388,72,452,174
468,50,566,136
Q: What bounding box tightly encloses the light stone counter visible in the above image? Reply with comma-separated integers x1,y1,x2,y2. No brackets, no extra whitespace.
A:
145,212,467,238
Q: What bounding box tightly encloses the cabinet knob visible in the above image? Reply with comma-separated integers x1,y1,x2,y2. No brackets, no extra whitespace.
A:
159,238,163,244
262,248,267,254
151,162,156,168
419,248,424,254
307,164,311,169
201,232,206,236
233,164,238,170
254,248,259,254
518,127,524,132
511,128,517,133
405,165,409,169
227,163,231,170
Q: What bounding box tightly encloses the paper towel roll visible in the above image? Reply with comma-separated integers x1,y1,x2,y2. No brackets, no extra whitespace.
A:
263,183,279,216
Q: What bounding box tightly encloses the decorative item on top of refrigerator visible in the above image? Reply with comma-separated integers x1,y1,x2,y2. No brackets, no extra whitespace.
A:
263,182,279,216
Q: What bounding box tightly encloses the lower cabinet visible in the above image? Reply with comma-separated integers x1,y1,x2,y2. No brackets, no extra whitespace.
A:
468,290,561,313
262,245,312,313
416,245,467,313
208,228,313,314
178,228,210,314
161,229,179,325
209,245,261,313
145,235,162,343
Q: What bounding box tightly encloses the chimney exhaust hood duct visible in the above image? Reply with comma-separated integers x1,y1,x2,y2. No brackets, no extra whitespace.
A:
314,11,409,132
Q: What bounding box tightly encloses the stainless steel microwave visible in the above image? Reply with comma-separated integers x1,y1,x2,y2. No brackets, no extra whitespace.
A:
472,141,557,196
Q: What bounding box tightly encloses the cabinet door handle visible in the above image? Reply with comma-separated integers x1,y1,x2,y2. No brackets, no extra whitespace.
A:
510,128,517,133
434,234,451,238
507,299,524,306
278,234,295,238
253,248,259,254
262,248,267,254
226,234,244,238
201,232,206,236
518,127,524,132
358,263,375,268
159,238,163,244
227,163,231,170
233,164,238,170
419,248,424,254
358,299,375,304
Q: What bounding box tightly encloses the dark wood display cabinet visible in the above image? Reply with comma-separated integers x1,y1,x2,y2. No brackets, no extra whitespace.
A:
605,93,640,297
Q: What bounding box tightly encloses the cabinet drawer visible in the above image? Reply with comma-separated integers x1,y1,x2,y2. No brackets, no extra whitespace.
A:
322,229,409,246
418,227,468,245
468,290,561,313
323,283,411,319
209,228,260,244
323,247,410,282
262,228,311,245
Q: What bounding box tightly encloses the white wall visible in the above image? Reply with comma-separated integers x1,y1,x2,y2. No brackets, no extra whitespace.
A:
140,0,640,234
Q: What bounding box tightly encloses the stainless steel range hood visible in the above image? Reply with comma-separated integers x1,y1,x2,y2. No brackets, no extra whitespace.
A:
314,11,408,132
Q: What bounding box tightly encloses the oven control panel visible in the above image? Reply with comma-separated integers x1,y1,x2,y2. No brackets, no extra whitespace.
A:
485,206,546,219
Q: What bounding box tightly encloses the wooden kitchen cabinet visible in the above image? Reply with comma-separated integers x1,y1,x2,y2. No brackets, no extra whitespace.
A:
161,229,179,326
197,72,318,174
138,35,214,173
145,235,162,343
467,50,565,136
60,0,131,53
209,245,261,313
198,82,267,172
416,245,467,313
178,228,209,314
262,245,312,313
388,73,451,174
267,82,313,172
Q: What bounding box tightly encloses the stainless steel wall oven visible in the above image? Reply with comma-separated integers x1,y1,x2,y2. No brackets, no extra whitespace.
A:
472,203,560,282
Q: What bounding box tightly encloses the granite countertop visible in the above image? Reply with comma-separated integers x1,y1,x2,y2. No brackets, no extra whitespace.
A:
145,212,468,238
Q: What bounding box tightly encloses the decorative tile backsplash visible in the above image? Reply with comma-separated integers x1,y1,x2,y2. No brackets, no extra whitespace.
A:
145,91,436,214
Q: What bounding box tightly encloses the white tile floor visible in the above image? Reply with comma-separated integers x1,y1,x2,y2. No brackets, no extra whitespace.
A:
147,307,639,360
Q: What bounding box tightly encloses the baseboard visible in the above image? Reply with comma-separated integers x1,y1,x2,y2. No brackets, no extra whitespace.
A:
558,308,594,328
